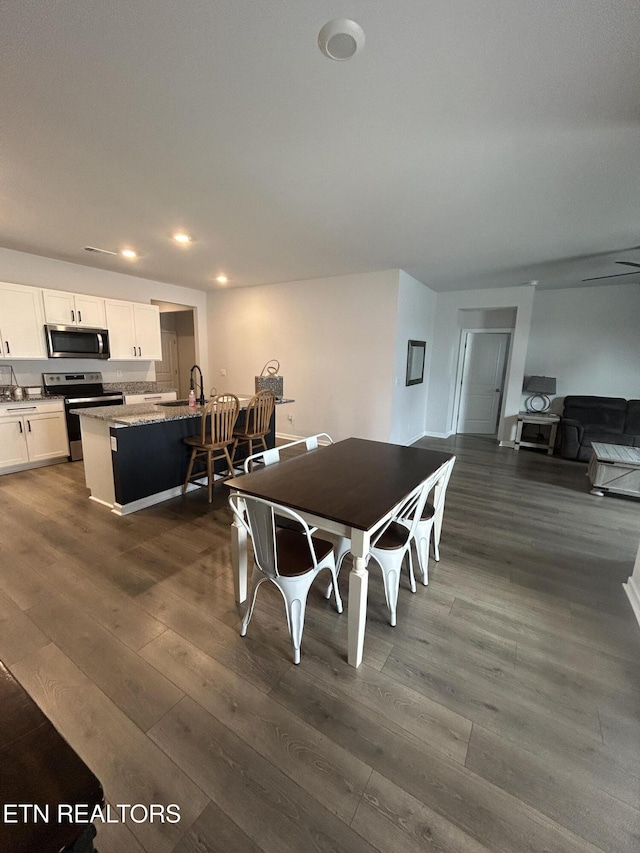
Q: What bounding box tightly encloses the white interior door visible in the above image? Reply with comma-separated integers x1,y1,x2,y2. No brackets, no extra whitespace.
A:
155,330,179,392
457,332,510,435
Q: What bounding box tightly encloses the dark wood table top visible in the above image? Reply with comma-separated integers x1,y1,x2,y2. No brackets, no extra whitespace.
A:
226,438,453,531
0,661,103,853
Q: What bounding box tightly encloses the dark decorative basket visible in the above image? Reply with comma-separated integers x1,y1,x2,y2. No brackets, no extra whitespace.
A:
255,359,283,398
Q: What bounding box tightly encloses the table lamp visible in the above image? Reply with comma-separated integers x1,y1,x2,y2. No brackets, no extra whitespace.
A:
524,375,556,413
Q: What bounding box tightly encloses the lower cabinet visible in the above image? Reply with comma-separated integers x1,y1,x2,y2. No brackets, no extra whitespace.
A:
0,417,29,467
0,403,69,473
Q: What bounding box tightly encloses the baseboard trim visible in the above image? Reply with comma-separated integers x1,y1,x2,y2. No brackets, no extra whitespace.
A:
112,483,197,516
0,456,69,476
623,575,640,628
405,431,427,446
276,431,305,443
499,440,516,448
422,431,454,439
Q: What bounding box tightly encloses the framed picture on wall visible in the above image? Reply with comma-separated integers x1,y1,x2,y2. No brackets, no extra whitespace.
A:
406,340,426,386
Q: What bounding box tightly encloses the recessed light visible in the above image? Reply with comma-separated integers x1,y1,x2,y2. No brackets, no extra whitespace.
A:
120,249,138,260
173,232,192,244
216,275,228,284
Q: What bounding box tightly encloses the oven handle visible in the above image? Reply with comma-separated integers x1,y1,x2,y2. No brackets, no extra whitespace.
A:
65,395,124,405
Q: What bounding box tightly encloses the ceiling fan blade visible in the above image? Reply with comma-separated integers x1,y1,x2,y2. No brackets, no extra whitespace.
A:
582,270,640,281
615,261,640,268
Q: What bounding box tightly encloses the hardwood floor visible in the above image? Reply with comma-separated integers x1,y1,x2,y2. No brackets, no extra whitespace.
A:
1,436,639,853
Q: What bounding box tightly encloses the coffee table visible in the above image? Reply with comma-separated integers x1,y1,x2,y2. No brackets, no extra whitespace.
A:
588,443,640,497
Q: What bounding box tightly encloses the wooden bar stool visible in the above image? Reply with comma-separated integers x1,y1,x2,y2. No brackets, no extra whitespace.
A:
232,389,276,471
183,394,240,502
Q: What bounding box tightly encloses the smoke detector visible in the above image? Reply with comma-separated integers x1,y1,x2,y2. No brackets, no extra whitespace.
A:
318,19,365,61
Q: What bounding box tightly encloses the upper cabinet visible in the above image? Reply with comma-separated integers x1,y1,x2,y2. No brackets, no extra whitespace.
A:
104,300,162,361
43,290,106,328
0,282,47,359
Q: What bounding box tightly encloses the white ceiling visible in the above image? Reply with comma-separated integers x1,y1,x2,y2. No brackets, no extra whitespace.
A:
1,0,640,292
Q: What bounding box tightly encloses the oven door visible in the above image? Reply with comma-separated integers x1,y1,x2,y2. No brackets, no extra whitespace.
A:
45,325,110,359
65,395,124,461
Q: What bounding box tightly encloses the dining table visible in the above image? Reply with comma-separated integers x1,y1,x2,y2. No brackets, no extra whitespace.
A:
226,437,454,667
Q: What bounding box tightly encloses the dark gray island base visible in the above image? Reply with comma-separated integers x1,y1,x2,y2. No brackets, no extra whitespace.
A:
75,399,292,514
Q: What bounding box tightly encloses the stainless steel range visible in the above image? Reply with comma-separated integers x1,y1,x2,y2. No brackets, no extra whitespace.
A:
42,372,124,461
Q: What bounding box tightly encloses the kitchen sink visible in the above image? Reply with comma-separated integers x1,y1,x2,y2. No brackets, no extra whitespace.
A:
156,400,193,407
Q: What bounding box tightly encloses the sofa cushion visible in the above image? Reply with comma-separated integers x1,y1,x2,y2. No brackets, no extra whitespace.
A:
562,396,627,434
625,400,640,435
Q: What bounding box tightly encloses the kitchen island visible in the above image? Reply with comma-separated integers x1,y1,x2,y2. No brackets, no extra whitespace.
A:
74,397,293,514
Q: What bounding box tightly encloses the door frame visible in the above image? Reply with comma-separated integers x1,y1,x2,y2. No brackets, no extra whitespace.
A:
452,328,513,436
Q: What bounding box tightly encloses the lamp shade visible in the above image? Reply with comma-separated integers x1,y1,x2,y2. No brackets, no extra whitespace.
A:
524,375,556,394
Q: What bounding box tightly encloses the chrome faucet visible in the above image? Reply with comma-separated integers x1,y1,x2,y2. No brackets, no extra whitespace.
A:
189,364,205,406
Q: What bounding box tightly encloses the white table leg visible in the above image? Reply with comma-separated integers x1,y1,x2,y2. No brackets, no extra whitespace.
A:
231,506,248,605
348,528,369,668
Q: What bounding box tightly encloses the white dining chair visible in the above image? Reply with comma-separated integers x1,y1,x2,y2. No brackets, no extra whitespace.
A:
241,434,334,534
401,456,456,587
242,432,333,473
228,492,343,664
364,472,438,626
325,465,444,624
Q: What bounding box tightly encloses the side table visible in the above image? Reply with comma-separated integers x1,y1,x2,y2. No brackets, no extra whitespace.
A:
514,412,559,456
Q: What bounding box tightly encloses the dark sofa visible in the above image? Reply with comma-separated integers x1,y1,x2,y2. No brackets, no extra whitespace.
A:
559,396,640,461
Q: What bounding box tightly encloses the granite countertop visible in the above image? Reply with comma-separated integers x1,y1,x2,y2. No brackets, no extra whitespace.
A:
71,397,294,426
103,382,178,394
0,394,65,403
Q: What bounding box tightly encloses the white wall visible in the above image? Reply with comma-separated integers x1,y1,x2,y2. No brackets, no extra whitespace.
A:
390,271,437,444
425,285,535,441
207,270,400,442
458,307,517,329
525,283,640,402
0,247,208,386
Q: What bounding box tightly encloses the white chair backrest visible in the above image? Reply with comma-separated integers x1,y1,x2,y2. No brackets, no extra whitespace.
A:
371,469,439,549
431,456,456,514
304,433,333,450
243,433,333,473
228,493,319,578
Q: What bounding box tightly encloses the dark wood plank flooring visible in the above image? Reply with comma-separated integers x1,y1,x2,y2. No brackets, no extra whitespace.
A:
1,435,639,852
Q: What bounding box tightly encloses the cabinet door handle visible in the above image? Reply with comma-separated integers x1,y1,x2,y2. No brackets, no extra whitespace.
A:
78,310,82,323
27,420,31,432
133,346,137,356
71,309,75,322
138,346,142,356
18,421,23,434
5,341,10,354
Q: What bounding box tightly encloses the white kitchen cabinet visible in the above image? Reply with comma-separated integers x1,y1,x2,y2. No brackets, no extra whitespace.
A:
0,418,30,467
43,290,106,328
133,304,162,360
105,300,162,361
0,401,69,473
0,281,47,359
123,391,177,404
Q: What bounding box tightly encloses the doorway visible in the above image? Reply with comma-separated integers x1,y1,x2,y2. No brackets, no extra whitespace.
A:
456,331,511,435
155,330,179,392
151,301,197,400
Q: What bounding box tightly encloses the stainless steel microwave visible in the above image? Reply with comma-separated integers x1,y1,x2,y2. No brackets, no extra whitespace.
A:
45,325,110,359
